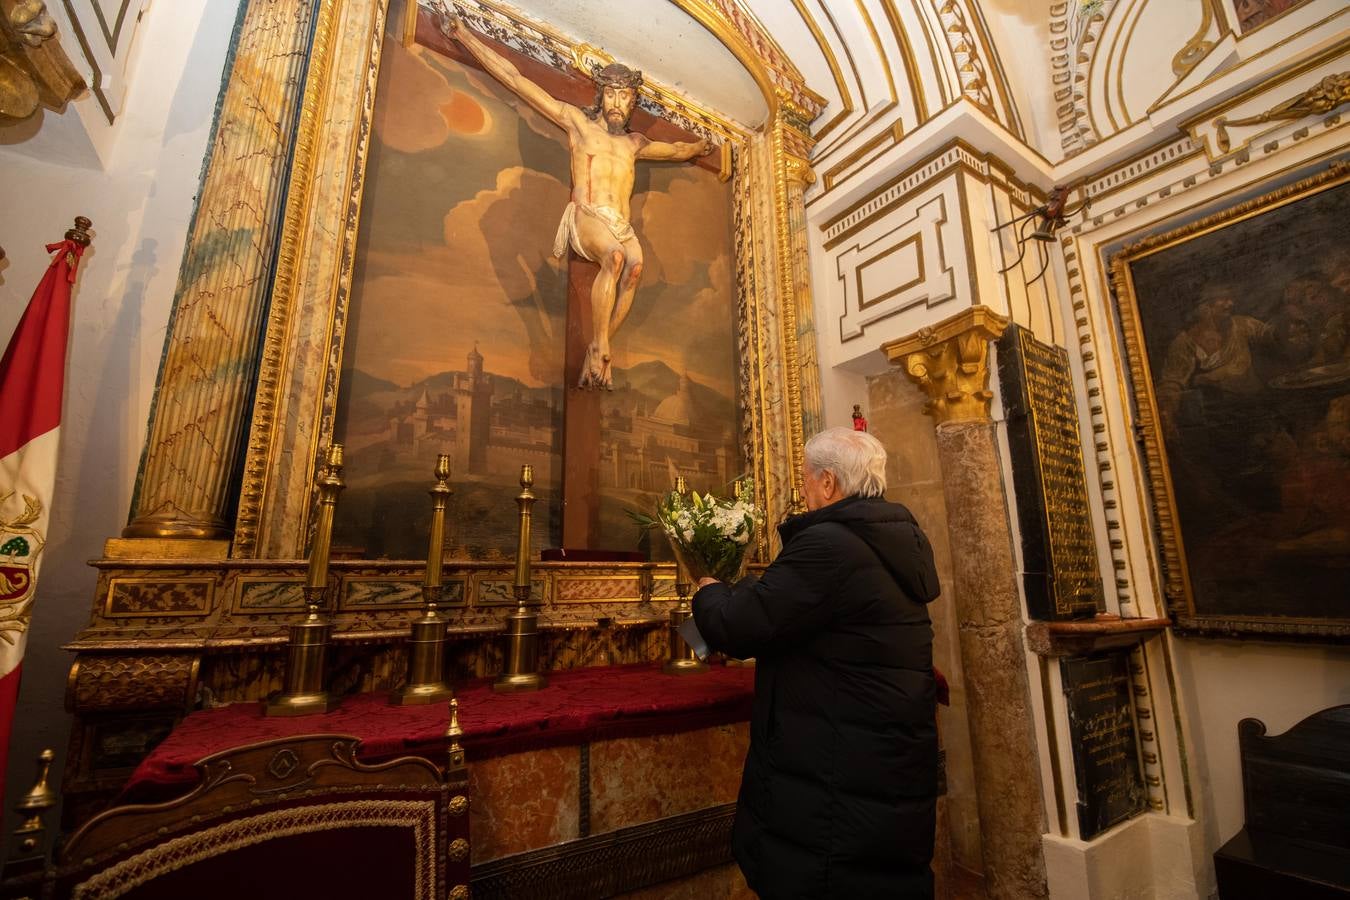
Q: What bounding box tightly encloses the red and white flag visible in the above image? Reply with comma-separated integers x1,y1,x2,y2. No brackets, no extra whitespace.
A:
0,233,85,802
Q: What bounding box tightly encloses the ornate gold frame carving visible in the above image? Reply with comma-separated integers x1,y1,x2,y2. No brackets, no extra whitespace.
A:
229,0,823,561
1108,161,1350,640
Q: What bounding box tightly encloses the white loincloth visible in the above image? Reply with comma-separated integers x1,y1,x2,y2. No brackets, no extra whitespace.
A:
552,201,637,261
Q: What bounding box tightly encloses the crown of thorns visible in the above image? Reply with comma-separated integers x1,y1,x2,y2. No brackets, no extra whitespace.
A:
592,63,643,89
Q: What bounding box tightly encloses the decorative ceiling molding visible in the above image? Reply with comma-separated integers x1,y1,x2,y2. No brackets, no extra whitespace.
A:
1049,0,1115,158
935,0,993,112
680,0,828,125
0,0,84,120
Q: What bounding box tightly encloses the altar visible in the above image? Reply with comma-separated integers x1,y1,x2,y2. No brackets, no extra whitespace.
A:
114,663,755,896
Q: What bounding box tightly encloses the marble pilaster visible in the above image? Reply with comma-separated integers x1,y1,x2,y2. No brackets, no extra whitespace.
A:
884,305,1050,900
123,0,319,543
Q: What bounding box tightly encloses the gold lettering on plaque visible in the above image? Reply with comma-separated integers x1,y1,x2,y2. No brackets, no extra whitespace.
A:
1016,329,1102,617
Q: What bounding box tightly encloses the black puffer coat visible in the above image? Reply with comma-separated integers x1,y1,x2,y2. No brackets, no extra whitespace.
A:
693,495,941,899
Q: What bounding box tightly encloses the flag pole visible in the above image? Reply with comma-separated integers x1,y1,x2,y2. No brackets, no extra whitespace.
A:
0,217,91,809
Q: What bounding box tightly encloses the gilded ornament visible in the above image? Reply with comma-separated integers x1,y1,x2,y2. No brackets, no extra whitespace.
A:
883,306,1010,425
9,0,53,46
0,0,82,121
1215,72,1350,152
65,653,199,713
449,794,469,816
448,837,469,862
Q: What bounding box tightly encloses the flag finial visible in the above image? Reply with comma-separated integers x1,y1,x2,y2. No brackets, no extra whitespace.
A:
65,217,92,247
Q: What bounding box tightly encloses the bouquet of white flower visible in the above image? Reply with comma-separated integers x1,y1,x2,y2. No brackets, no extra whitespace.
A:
634,485,761,582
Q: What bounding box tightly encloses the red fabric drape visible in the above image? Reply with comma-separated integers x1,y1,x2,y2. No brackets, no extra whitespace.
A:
125,663,755,798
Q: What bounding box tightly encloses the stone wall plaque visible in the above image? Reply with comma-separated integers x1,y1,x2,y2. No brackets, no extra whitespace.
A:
997,324,1103,620
1061,652,1146,839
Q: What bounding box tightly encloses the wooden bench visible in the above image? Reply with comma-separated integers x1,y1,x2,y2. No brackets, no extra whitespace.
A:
1213,705,1350,899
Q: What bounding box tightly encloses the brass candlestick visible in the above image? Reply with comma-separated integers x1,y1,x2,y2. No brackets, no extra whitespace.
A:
446,697,466,776
266,444,345,716
494,465,546,692
393,454,456,705
664,475,707,674
4,749,55,875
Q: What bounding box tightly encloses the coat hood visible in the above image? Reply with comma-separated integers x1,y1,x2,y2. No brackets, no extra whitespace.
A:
779,495,941,604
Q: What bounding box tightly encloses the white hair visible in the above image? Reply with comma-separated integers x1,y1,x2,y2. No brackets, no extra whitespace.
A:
803,427,887,498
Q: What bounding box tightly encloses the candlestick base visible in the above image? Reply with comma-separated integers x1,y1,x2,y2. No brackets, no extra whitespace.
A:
392,682,457,704
392,614,455,705
663,657,709,675
492,671,549,692
265,616,338,716
663,602,708,675
493,606,547,693
264,690,340,716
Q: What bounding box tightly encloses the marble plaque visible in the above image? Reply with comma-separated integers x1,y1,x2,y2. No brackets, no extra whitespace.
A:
997,324,1103,620
1061,652,1146,839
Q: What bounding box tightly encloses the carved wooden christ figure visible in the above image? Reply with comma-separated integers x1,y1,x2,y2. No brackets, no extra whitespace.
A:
439,6,711,389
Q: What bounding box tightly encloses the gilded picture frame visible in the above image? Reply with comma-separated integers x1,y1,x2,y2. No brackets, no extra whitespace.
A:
1110,161,1350,640
227,0,825,562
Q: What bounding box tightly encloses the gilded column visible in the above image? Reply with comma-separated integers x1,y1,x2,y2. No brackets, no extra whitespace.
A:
884,306,1050,900
775,110,822,443
122,0,319,544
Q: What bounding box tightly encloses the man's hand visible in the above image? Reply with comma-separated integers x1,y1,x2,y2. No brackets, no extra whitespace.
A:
432,0,462,36
696,138,713,157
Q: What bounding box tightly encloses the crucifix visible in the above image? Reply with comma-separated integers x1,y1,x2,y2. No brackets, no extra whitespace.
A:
436,5,715,548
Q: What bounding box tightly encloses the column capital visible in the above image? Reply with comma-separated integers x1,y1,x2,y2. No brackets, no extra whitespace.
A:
882,305,1010,425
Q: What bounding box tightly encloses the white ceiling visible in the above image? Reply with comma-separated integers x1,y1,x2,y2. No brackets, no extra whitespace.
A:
486,0,771,127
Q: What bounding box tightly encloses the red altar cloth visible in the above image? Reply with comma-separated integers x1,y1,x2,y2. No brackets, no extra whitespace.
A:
125,663,755,798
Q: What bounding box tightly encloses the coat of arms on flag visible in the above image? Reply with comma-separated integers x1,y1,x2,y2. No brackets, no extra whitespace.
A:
0,492,43,644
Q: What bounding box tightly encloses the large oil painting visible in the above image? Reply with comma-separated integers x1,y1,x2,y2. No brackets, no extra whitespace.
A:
1112,165,1350,638
332,15,739,560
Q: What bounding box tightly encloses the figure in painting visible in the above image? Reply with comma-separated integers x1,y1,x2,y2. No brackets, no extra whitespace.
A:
437,4,710,389
1156,284,1272,441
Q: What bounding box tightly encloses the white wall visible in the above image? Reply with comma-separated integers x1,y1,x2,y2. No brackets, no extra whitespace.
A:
1172,639,1350,854
0,0,240,821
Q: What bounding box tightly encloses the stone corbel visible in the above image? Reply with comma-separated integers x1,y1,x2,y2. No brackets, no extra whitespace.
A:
882,305,1010,425
0,0,84,121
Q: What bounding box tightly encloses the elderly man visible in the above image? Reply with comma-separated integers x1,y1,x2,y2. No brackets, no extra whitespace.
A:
693,427,941,899
438,5,709,389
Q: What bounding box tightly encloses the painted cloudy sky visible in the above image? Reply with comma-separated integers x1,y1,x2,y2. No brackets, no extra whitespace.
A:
342,35,738,396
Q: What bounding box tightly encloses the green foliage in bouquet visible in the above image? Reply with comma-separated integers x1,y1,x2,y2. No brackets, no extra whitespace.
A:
630,484,761,582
